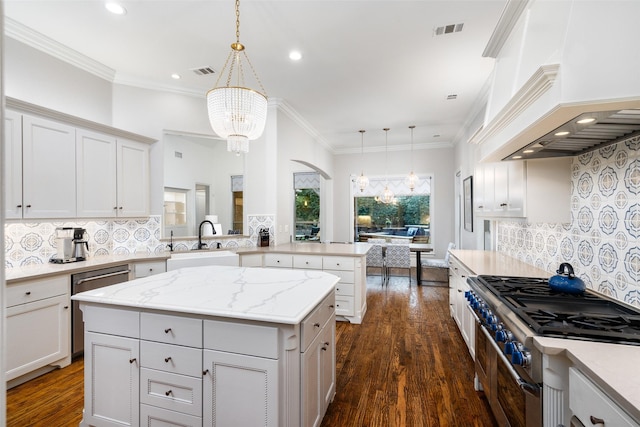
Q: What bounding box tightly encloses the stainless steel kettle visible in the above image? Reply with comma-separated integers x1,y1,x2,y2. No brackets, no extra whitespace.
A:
548,263,586,294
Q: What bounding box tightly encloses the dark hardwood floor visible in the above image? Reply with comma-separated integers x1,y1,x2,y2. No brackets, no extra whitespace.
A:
6,274,495,427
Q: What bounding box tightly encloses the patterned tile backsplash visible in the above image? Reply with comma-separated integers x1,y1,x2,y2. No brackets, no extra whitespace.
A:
497,135,640,308
5,214,269,268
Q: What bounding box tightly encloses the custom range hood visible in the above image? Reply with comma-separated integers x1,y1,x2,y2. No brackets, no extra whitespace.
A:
506,108,640,160
471,1,640,163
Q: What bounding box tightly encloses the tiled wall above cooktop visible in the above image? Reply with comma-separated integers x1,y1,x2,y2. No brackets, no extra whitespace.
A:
497,135,640,308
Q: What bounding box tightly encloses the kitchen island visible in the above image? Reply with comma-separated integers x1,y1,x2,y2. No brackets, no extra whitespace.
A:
72,265,339,427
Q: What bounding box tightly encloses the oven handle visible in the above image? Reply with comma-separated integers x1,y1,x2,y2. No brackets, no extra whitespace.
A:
479,324,541,398
74,269,131,286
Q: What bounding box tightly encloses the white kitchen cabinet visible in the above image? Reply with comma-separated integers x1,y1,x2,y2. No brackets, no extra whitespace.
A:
77,132,150,217
76,129,118,217
132,260,167,279
264,253,294,268
22,115,77,218
474,158,570,222
4,110,23,219
82,332,140,427
6,275,71,383
117,139,150,216
569,367,638,427
448,256,475,358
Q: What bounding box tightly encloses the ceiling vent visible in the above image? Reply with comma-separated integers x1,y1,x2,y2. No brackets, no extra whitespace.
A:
446,94,458,100
434,23,464,36
191,66,216,76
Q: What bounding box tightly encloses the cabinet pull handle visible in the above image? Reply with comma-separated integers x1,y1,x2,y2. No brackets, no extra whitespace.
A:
314,323,320,328
25,291,31,295
164,328,172,334
164,357,172,363
590,415,605,425
203,369,209,376
64,306,69,309
329,305,334,309
26,204,32,208
500,203,507,207
16,204,22,208
129,358,137,364
119,207,123,210
165,390,173,396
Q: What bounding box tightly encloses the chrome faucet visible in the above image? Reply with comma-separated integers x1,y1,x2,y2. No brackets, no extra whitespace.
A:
197,220,216,250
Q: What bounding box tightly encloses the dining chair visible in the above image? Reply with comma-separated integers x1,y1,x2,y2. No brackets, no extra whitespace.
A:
389,238,409,244
384,243,411,285
368,238,387,244
420,242,455,284
365,244,385,284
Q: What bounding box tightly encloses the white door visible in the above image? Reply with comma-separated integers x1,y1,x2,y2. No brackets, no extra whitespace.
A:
117,139,149,216
4,110,23,219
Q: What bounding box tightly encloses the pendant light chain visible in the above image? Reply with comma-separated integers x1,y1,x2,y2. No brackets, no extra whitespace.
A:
235,0,241,43
384,128,390,185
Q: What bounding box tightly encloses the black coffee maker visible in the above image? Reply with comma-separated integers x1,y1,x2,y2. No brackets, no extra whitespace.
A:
72,228,89,261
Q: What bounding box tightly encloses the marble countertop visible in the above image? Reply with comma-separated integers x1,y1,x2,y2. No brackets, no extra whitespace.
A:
534,337,640,422
72,265,339,324
236,242,371,257
449,249,551,277
5,253,170,283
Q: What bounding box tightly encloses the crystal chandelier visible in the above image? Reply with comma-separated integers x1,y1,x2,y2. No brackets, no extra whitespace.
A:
356,130,369,192
405,125,419,191
375,128,395,204
207,0,267,156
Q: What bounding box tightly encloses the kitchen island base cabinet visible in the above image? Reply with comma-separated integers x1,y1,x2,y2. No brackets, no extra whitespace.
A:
79,291,335,427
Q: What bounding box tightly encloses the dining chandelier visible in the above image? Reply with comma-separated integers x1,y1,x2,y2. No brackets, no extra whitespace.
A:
405,125,419,191
375,128,395,204
356,130,369,192
207,0,268,156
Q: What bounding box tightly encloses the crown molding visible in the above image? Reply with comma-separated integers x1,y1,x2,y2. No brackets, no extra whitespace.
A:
269,98,335,154
333,141,453,156
482,0,531,58
5,17,116,82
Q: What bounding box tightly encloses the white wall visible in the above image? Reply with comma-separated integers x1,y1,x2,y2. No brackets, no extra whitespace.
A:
4,38,113,124
333,146,455,258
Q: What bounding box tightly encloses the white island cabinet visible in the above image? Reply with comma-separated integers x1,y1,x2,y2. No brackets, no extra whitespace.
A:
73,265,338,427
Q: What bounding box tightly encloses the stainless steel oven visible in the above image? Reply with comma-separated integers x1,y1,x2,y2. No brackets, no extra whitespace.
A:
475,321,541,427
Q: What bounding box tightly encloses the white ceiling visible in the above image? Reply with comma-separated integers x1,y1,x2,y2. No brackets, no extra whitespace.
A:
4,0,507,153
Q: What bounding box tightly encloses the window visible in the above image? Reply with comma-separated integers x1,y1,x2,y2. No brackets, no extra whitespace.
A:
294,172,321,242
353,175,432,244
164,188,188,236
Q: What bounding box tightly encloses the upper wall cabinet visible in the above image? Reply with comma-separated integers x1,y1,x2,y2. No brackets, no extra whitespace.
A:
5,103,154,220
76,130,149,217
19,115,77,218
474,158,571,223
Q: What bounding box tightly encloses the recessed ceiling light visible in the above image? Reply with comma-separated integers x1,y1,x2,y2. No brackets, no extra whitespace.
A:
555,131,570,136
171,73,181,80
577,117,596,124
105,2,127,15
289,51,302,61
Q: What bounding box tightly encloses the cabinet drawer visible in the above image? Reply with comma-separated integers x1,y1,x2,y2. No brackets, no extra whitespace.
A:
264,253,293,268
7,275,68,307
569,368,637,427
335,282,354,297
83,305,140,338
323,256,354,271
293,255,323,270
141,313,202,348
301,292,336,351
204,320,279,359
325,269,355,284
335,296,355,317
140,341,203,377
134,261,166,278
140,368,203,417
141,404,202,427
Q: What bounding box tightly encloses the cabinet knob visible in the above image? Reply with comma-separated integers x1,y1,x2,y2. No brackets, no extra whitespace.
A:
164,357,172,363
165,390,173,396
119,206,123,210
129,358,137,364
25,291,31,295
64,306,69,309
500,203,507,207
329,305,334,309
113,207,118,210
203,369,209,376
26,204,32,208
314,323,320,328
16,204,22,208
164,328,172,334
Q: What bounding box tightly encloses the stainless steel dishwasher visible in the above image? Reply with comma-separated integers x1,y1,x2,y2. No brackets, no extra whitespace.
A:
71,264,130,357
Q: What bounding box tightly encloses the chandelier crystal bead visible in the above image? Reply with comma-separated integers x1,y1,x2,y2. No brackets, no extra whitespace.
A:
207,0,267,155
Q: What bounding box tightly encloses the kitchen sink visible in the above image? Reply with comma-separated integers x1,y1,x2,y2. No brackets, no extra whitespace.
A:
166,250,239,270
